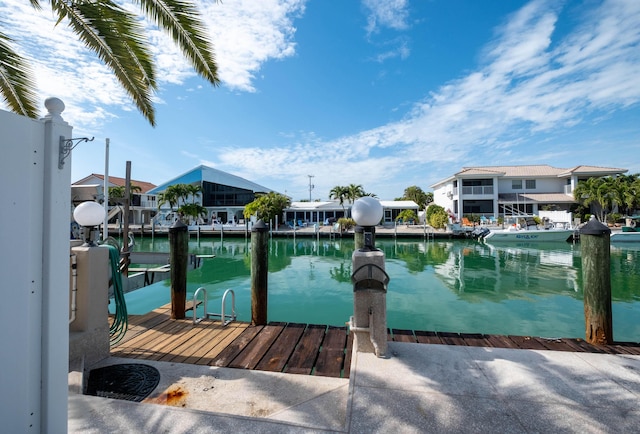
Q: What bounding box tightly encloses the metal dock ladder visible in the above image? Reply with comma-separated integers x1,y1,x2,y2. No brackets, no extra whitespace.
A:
192,287,237,326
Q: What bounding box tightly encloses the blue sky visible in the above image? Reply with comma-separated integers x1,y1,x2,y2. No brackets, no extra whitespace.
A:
1,0,639,200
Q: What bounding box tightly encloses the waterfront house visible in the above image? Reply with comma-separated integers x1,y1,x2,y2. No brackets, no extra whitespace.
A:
430,165,627,221
284,200,420,226
72,174,157,225
147,165,275,226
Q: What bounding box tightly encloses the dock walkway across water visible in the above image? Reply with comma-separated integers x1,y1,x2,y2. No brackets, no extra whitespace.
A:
111,303,640,379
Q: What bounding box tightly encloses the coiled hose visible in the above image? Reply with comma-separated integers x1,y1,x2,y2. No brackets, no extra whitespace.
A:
100,243,128,345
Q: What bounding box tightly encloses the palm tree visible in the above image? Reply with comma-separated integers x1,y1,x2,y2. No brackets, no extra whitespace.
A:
108,184,141,205
626,175,640,214
345,184,365,205
185,183,203,204
329,185,348,216
157,184,182,212
574,177,614,221
0,1,219,126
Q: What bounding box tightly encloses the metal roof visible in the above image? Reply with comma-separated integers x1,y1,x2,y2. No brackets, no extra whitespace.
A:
147,165,275,194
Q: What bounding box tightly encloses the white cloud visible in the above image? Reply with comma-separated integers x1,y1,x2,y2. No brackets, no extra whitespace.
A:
0,0,305,123
2,0,638,199
363,0,410,35
200,0,304,92
206,0,640,198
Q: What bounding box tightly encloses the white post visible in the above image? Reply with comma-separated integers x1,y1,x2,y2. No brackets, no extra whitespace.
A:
41,99,74,432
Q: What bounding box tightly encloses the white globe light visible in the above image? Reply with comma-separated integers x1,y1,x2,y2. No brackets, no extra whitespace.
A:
73,201,105,227
352,197,383,227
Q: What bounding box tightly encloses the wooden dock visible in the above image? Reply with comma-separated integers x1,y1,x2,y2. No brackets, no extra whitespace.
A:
111,304,640,379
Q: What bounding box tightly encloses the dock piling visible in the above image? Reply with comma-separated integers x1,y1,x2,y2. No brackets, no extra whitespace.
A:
251,220,269,325
169,219,189,319
580,217,613,345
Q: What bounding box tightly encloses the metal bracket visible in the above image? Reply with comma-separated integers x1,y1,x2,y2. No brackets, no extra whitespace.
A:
59,135,94,169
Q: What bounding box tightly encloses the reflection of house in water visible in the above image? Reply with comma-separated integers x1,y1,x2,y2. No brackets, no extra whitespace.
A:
432,242,580,300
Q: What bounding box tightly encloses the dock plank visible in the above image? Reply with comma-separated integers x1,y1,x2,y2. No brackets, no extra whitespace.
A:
255,323,306,372
212,325,263,367
508,335,549,350
314,326,348,377
111,317,184,357
187,323,248,365
438,332,467,346
535,337,578,352
484,334,518,349
459,333,490,347
228,323,286,370
414,330,443,345
343,332,354,378
392,329,417,343
160,321,242,364
155,322,221,362
286,324,326,375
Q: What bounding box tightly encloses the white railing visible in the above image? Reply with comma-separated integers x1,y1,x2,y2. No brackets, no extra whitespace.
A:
461,186,494,195
140,195,157,208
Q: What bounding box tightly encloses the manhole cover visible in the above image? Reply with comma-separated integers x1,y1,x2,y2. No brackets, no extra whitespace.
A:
86,363,160,402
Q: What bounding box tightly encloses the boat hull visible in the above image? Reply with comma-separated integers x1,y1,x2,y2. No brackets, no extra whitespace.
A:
611,231,640,243
484,229,574,243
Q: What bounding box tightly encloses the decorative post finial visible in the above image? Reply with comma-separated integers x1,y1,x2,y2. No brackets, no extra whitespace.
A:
43,97,65,121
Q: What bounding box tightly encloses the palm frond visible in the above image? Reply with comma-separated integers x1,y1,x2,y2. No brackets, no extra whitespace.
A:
136,0,219,86
0,32,39,118
51,0,158,125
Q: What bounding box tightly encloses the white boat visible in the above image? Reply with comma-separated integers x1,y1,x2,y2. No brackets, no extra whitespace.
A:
610,227,640,243
480,219,575,243
610,216,640,242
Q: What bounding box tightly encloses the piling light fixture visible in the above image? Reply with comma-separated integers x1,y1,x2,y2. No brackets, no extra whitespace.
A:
74,201,105,246
352,197,383,251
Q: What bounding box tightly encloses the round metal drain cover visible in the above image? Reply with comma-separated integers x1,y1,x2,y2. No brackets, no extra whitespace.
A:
86,363,160,402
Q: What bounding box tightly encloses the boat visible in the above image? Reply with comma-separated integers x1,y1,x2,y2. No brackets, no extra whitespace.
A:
611,224,640,243
478,218,575,243
610,216,640,243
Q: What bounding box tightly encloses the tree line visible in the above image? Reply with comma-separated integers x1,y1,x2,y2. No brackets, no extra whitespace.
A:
573,174,640,222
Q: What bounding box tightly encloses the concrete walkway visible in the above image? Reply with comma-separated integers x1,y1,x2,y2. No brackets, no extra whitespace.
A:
69,342,640,433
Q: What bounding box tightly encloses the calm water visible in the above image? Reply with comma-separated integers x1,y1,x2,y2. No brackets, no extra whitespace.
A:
116,236,640,342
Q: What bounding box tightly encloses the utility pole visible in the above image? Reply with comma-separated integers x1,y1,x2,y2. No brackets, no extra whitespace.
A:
308,175,315,201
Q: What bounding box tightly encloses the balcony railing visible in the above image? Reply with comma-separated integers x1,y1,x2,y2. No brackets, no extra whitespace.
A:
461,186,494,195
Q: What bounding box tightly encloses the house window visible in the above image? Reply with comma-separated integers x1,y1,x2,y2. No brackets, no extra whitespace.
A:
525,179,536,189
512,180,522,190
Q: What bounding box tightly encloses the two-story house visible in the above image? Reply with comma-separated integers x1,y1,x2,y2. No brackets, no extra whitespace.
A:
72,174,158,225
430,165,627,221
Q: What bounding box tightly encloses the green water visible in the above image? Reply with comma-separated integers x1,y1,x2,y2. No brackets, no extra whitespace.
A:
117,236,640,342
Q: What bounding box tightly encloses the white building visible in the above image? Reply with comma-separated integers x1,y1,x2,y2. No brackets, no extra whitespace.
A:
72,174,158,225
284,200,419,226
430,165,627,220
147,165,275,225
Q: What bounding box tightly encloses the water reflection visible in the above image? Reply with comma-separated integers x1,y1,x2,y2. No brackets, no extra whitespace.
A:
430,241,581,301
127,236,640,342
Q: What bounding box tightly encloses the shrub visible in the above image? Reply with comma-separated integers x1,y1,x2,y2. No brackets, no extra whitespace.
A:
395,209,418,224
337,217,356,231
426,204,449,229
